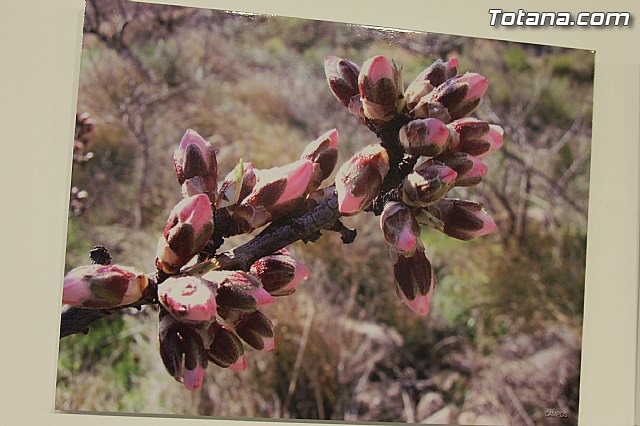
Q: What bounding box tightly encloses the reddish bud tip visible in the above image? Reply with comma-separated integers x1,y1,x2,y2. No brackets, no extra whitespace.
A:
229,355,248,371
363,55,394,84
336,144,390,215
380,202,421,255
459,72,488,103
477,125,504,159
182,365,204,390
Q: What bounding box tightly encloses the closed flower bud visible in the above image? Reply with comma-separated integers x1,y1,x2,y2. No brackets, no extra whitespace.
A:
159,312,208,389
455,156,487,187
391,248,435,316
217,161,257,208
206,323,245,368
380,202,421,255
401,162,457,207
424,72,488,120
476,125,504,159
173,129,218,201
410,99,452,123
301,129,339,192
336,144,390,215
428,198,498,240
158,276,217,325
434,152,487,187
271,262,310,296
250,253,294,293
447,118,492,156
358,55,404,123
233,310,275,351
404,57,459,110
324,56,360,108
399,118,450,157
156,194,214,274
204,270,274,310
234,159,314,230
250,250,309,296
62,264,148,308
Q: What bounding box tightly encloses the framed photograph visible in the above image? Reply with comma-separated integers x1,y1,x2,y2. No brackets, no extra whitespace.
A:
2,1,639,426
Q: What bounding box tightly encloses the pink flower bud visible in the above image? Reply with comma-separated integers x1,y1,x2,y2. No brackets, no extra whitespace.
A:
468,210,498,238
399,118,450,157
324,56,360,108
359,55,404,123
62,264,148,308
456,156,487,187
234,160,314,230
159,312,208,389
204,270,274,309
460,73,489,103
447,118,494,156
173,129,218,201
158,276,217,324
206,323,245,368
233,310,275,351
258,159,314,205
156,194,214,275
431,152,487,187
476,125,504,159
401,162,457,207
428,198,498,240
217,161,257,208
445,57,459,76
410,99,452,123
425,72,489,120
275,262,310,296
404,58,458,110
380,202,421,255
336,144,390,215
250,251,309,295
392,248,435,316
301,129,339,192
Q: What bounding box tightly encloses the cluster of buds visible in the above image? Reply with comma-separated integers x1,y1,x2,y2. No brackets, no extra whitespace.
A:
154,129,331,388
216,129,339,233
62,53,504,392
325,54,503,315
155,248,309,389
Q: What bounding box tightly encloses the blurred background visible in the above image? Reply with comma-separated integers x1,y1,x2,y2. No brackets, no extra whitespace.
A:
57,1,594,425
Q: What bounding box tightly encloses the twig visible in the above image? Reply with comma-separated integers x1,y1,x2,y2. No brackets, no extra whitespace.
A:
501,147,587,217
282,300,315,415
401,390,415,423
503,384,535,426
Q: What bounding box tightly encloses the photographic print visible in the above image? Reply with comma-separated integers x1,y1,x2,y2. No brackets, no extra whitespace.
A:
56,1,594,425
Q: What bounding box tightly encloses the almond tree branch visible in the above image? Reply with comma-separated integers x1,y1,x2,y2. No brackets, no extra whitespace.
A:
60,118,412,339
